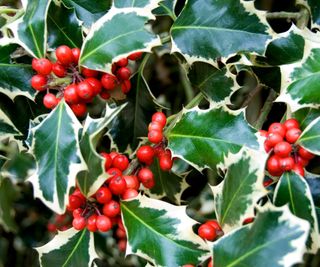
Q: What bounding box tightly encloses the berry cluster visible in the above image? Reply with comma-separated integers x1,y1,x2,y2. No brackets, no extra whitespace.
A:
197,220,223,241
31,45,142,116
260,119,315,177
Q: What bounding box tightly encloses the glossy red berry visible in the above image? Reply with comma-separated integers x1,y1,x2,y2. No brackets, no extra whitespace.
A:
122,188,139,200
116,227,126,239
99,91,111,100
198,224,216,241
148,121,163,132
31,74,47,91
68,195,84,210
121,80,131,93
116,58,128,67
296,155,309,167
205,220,222,232
267,155,282,176
82,67,99,78
72,208,83,218
64,84,80,104
279,157,295,171
71,48,81,63
284,118,300,130
109,151,119,160
264,142,272,153
137,146,155,164
86,77,102,95
265,132,283,148
292,164,305,176
52,62,66,77
43,93,59,109
298,147,315,160
159,155,173,171
102,200,120,217
285,128,301,144
76,81,94,100
86,214,98,232
127,52,142,61
101,73,118,90
56,45,74,66
70,103,87,117
33,58,52,75
100,152,112,170
123,175,140,190
96,215,112,232
263,179,273,187
72,216,86,230
137,168,154,184
118,239,127,252
273,141,292,158
142,177,155,189
148,130,163,144
152,112,167,127
107,167,122,178
117,67,131,80
268,122,286,137
96,187,112,204
109,176,127,195
112,155,129,171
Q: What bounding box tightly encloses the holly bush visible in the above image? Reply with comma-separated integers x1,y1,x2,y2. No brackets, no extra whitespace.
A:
1,0,320,266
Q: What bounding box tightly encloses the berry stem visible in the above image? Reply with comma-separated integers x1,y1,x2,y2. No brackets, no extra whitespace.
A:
47,77,72,87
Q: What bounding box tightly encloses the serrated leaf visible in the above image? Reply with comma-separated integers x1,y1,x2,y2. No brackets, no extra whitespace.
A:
188,62,239,105
61,0,111,28
147,157,187,204
47,2,83,49
36,228,98,267
274,172,320,252
0,44,35,100
212,149,267,233
167,107,259,171
171,0,271,65
297,116,320,156
121,195,209,267
80,5,161,73
77,104,125,197
0,109,20,141
293,108,320,131
213,205,310,267
9,0,52,58
0,178,19,233
153,0,177,19
307,0,320,28
28,101,85,214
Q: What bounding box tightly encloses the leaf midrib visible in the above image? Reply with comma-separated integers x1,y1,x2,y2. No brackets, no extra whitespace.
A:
62,230,87,267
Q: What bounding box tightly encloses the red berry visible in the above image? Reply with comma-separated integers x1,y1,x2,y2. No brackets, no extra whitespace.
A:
118,239,127,252
112,155,129,171
263,179,273,187
137,146,155,164
121,80,131,93
264,142,272,153
148,121,163,132
52,62,66,77
111,64,118,74
159,155,173,171
99,91,111,100
265,133,283,148
268,122,286,137
64,84,80,104
284,118,300,130
123,175,140,190
70,103,87,117
72,208,83,218
208,259,213,267
86,77,102,95
72,188,86,200
68,195,84,210
76,81,94,100
96,215,112,232
43,93,59,109
109,176,127,195
243,217,255,225
152,112,167,127
96,187,112,204
148,130,163,144
285,128,301,143
116,67,131,80
72,216,86,230
298,147,315,160
32,58,40,71
71,48,80,63
142,177,155,189
127,52,142,61
116,58,128,67
107,167,122,178
205,220,222,232
122,188,139,200
137,168,154,184
274,141,292,158
182,265,195,267
198,224,216,241
279,157,295,171
33,58,52,75
292,164,305,176
109,151,119,160
56,45,74,66
267,155,282,176
259,130,268,137
296,155,309,167
31,74,47,91
87,214,98,232
82,67,99,78
101,73,118,90
100,152,112,170
47,223,57,232
102,200,120,217
116,227,126,239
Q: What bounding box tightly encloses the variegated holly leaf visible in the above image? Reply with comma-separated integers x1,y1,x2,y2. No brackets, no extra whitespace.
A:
77,104,125,197
167,107,259,171
305,172,320,207
36,228,98,267
277,31,320,111
8,0,52,58
171,0,272,65
0,178,19,233
80,4,161,73
154,0,177,19
0,44,35,100
293,108,320,131
213,205,310,267
61,0,111,28
0,109,20,142
274,171,320,253
121,195,209,267
146,157,188,204
307,0,320,28
28,101,86,214
114,0,159,9
47,2,83,49
297,116,320,156
188,62,239,105
212,148,267,233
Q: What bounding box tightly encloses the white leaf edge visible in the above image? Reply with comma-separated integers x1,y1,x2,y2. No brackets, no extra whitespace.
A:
298,115,320,155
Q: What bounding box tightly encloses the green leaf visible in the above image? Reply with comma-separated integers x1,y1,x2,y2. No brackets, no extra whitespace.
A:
9,0,52,58
77,104,125,197
171,0,271,65
188,62,239,105
114,0,159,8
47,2,83,49
307,0,320,27
167,107,259,171
61,0,111,28
213,205,310,267
0,178,19,233
305,172,320,207
274,172,320,252
0,156,7,169
297,116,320,156
293,108,320,131
0,44,35,100
121,195,209,267
212,149,267,233
36,228,98,267
28,101,86,213
80,5,161,73
147,157,188,204
154,0,177,19
0,109,20,141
